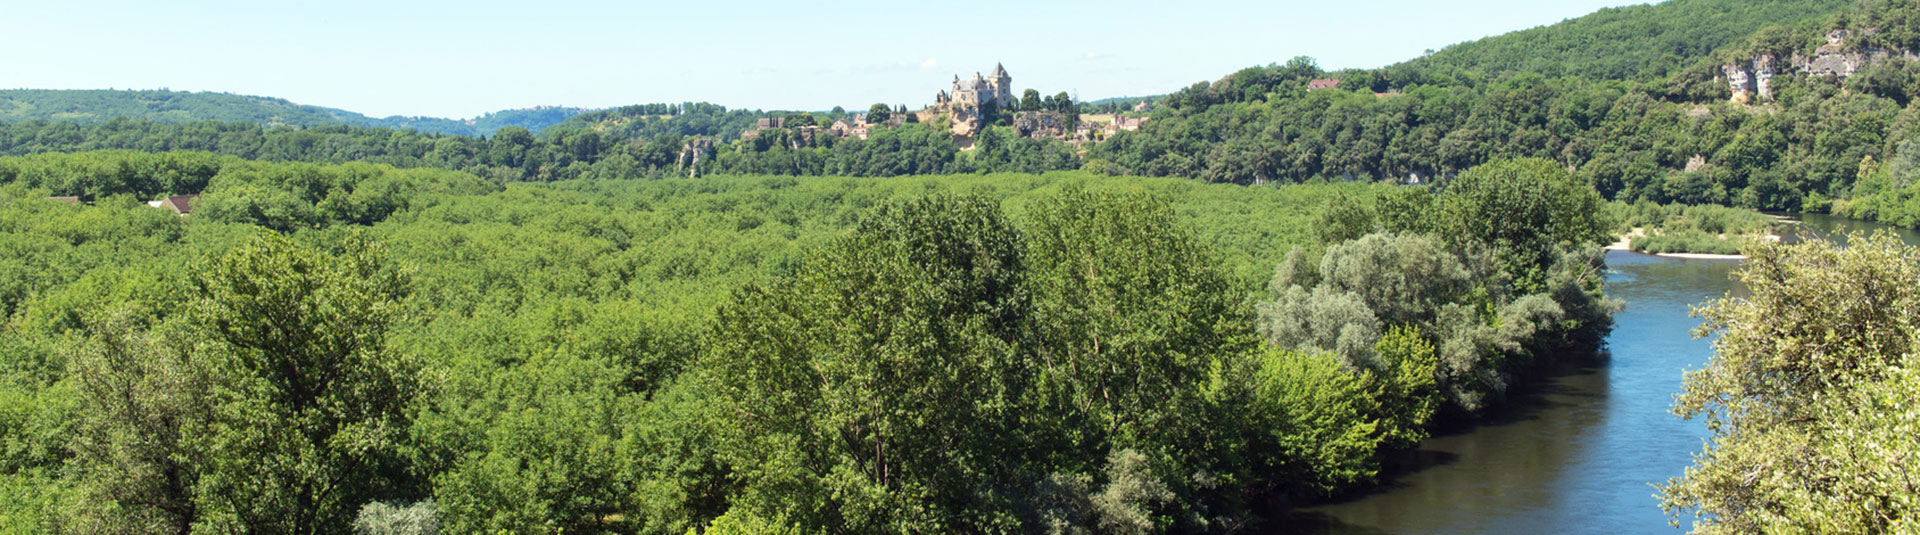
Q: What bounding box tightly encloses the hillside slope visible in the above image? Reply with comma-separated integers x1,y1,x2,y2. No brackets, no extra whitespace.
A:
0,89,588,136
1393,0,1853,81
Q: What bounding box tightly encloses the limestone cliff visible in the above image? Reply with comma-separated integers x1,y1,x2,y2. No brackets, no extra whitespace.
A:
1722,29,1914,103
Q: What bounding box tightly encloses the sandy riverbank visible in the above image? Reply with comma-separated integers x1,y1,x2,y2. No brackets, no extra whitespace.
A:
1605,227,1748,260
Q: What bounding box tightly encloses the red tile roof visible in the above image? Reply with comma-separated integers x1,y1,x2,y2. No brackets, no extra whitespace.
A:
160,194,199,214
1308,78,1342,90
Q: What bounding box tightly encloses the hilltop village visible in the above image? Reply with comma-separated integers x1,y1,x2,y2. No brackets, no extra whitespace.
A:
735,64,1152,150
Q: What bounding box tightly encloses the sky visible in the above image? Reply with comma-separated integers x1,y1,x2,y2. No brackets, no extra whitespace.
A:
0,0,1652,119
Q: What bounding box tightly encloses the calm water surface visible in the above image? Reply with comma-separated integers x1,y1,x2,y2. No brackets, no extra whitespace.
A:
1280,215,1917,534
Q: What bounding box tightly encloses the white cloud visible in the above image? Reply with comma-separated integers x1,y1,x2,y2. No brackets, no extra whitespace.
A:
920,58,940,71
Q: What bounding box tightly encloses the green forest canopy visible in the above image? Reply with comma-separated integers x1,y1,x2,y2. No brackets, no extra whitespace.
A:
0,0,1914,531
0,153,1617,533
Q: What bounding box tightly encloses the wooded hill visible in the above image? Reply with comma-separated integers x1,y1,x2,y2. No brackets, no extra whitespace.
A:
1393,0,1853,81
0,89,591,136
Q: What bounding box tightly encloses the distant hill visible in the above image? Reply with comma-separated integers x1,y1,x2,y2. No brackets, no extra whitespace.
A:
0,89,590,136
545,103,780,143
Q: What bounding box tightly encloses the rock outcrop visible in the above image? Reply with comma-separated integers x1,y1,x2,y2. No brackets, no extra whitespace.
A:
677,138,715,177
1012,111,1072,140
1723,29,1911,103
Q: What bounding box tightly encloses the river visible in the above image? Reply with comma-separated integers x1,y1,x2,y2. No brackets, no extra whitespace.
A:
1279,214,1917,534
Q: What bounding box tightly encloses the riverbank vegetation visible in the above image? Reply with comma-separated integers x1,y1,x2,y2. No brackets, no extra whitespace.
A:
0,154,1613,533
1265,159,1617,416
1608,201,1779,255
1661,233,1920,533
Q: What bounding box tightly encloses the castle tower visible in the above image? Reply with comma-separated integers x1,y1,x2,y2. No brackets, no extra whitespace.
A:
991,63,1012,104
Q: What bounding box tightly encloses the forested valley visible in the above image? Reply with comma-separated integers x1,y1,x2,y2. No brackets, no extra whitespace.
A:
0,151,1614,533
3,0,1920,533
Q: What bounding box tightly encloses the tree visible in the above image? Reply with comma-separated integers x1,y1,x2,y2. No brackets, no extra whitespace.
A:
66,310,209,535
352,500,438,535
1256,232,1471,370
705,194,1031,532
1022,89,1043,112
1317,233,1472,328
1256,285,1381,369
1241,348,1381,495
1371,325,1437,451
1021,189,1248,463
188,231,418,535
1312,191,1375,243
1428,158,1610,293
486,127,535,170
1661,234,1920,533
865,103,891,125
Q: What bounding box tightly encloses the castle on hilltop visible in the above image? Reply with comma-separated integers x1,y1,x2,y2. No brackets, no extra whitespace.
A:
926,64,1013,137
936,63,1013,110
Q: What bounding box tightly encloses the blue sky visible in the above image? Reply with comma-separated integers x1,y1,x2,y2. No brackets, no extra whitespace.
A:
1,0,1648,119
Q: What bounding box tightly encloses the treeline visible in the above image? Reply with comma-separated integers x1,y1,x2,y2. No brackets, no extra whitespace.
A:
4,1,1915,228
0,150,499,230
0,154,1615,533
0,0,1901,224
0,89,593,136
1093,56,1906,211
0,55,1905,220
544,102,761,143
0,117,1085,182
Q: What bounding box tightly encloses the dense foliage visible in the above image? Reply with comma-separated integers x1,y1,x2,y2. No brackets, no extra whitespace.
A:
1661,234,1920,533
0,116,1083,183
537,102,771,144
1087,0,1920,228
30,0,1920,529
1401,0,1852,81
0,150,1614,533
1262,159,1617,413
